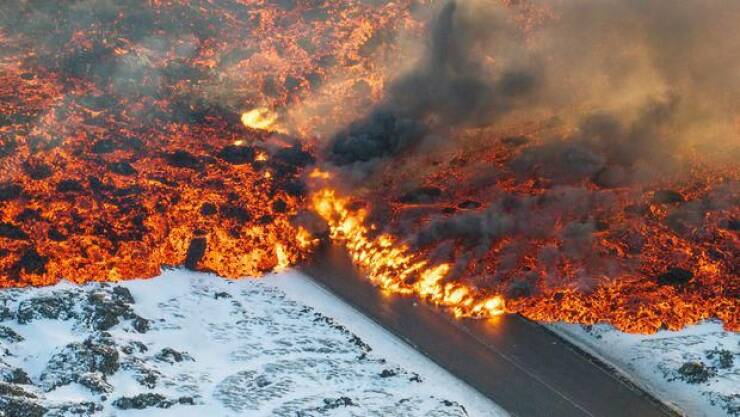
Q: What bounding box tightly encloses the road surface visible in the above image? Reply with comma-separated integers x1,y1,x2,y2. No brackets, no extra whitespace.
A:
302,244,679,417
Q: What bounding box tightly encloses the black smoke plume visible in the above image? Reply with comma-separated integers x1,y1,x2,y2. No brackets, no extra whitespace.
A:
328,0,740,170
329,1,539,165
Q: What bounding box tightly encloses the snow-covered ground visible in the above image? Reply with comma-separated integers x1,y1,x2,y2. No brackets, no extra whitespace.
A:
549,322,739,417
0,269,507,417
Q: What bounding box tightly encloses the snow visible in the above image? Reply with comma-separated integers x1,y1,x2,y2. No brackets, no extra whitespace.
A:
0,269,508,417
549,321,739,417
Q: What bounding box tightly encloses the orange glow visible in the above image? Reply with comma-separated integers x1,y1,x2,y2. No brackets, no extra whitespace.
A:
0,0,736,336
312,189,506,319
241,108,283,133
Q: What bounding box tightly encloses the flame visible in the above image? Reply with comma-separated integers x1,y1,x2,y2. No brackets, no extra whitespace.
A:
0,0,736,335
312,189,506,318
241,108,283,133
308,168,333,180
274,243,290,272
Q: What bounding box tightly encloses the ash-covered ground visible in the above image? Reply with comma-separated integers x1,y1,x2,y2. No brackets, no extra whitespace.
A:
0,270,505,417
550,322,739,417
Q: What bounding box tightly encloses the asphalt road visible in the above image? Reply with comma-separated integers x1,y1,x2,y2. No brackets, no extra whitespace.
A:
302,244,680,417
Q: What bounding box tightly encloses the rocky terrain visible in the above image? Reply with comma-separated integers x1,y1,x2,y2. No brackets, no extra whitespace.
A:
0,270,504,417
551,322,739,417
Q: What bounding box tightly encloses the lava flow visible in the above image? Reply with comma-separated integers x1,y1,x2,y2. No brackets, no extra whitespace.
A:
0,0,738,334
0,0,410,285
312,187,505,319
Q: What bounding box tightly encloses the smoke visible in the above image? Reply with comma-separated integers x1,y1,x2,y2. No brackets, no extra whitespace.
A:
323,0,740,295
328,0,740,169
329,0,540,165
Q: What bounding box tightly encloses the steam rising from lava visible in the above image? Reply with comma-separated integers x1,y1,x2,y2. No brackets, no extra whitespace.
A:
319,0,739,333
0,0,737,333
329,0,740,171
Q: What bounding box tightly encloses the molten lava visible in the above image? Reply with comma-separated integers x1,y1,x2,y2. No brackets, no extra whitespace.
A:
0,0,737,334
312,188,506,319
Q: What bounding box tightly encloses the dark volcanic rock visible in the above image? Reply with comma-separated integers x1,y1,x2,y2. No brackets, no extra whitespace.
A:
109,161,137,176
2,368,32,385
657,267,693,286
0,223,29,240
0,326,24,343
56,179,84,193
200,202,217,216
0,183,23,202
40,334,119,393
91,139,117,154
46,401,102,417
706,349,734,369
273,145,315,167
22,161,53,180
132,316,150,333
218,145,255,165
0,397,47,417
653,189,685,204
322,396,357,409
220,204,251,222
155,348,193,364
112,393,193,410
0,382,36,398
164,150,202,170
84,286,137,331
17,293,77,324
677,361,715,384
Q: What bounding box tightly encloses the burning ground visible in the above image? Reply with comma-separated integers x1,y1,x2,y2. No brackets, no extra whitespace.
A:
0,0,738,334
0,0,416,283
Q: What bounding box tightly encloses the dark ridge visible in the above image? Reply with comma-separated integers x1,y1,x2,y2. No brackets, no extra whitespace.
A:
48,228,67,242
109,162,137,176
274,145,315,167
91,139,117,154
22,162,53,180
56,179,84,193
0,223,29,240
199,203,217,216
0,184,23,201
218,145,255,165
220,204,251,222
657,267,693,286
164,151,202,170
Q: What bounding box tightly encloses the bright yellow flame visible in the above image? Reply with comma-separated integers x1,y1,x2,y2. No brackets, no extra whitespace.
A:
255,149,269,161
309,168,333,180
312,189,506,318
296,226,319,250
274,243,290,272
241,107,283,132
